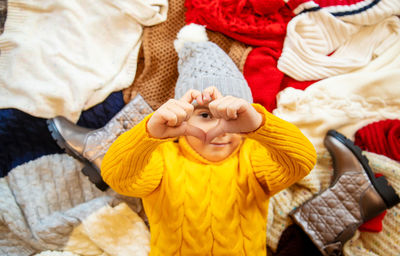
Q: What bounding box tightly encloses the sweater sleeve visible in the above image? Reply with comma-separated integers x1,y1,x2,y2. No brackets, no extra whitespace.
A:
246,104,317,196
101,113,172,198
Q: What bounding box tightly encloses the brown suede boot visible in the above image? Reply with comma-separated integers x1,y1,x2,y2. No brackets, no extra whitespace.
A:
47,94,153,191
290,130,400,256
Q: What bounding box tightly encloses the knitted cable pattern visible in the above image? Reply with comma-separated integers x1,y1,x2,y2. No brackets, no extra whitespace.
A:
278,0,400,81
101,104,317,255
185,0,293,47
0,153,146,255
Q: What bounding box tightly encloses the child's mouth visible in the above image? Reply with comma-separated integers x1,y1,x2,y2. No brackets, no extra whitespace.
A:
210,142,231,147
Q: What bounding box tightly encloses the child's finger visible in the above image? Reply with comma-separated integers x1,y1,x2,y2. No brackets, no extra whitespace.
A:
209,96,236,120
173,100,194,121
180,89,202,105
183,123,206,142
158,108,178,127
202,91,211,104
165,106,187,126
226,98,241,120
202,86,222,101
205,120,226,143
208,98,223,119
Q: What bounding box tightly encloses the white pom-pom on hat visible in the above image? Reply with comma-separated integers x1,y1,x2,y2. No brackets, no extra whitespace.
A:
174,23,209,53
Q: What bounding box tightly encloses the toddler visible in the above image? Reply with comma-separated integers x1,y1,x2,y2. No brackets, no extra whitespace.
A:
101,24,317,256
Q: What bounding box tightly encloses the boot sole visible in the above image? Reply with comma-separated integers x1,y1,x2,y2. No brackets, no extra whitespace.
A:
327,130,400,208
47,119,109,191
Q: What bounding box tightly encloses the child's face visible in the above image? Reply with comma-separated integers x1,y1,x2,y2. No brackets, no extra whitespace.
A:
185,105,243,162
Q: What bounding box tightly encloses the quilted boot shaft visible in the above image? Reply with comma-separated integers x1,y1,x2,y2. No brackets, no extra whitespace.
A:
47,94,153,191
290,130,400,256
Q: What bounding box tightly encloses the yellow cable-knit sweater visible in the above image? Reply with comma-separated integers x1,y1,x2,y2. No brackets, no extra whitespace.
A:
101,104,317,256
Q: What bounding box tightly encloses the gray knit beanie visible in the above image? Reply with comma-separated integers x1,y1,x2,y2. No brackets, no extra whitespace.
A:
173,24,253,103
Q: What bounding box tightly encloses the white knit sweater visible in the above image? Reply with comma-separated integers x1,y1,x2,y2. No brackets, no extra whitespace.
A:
274,33,400,152
278,0,400,81
0,0,167,122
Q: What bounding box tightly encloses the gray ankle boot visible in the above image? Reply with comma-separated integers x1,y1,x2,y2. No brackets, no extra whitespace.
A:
47,94,153,191
290,130,400,256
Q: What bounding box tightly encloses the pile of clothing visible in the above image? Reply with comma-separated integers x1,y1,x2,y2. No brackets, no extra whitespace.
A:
0,0,399,255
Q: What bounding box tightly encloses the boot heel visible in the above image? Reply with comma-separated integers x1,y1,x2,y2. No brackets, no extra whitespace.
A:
82,166,109,191
48,119,109,191
374,176,400,209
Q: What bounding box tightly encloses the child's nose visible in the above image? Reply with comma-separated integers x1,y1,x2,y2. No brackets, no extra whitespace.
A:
216,132,228,138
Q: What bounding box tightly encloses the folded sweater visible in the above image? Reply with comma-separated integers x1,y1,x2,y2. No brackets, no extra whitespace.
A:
0,0,167,122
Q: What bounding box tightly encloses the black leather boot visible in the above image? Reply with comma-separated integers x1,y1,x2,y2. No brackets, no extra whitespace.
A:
47,94,153,191
290,130,400,256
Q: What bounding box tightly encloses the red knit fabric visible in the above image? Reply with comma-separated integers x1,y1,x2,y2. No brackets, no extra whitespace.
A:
185,0,293,47
354,119,400,162
243,47,283,112
249,0,284,16
243,47,316,112
185,0,315,112
359,211,387,232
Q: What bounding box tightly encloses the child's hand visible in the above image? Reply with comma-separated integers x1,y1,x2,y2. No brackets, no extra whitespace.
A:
205,87,263,143
147,90,206,140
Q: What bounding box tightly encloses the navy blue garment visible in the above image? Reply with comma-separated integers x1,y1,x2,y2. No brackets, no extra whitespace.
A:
77,92,125,129
0,91,125,177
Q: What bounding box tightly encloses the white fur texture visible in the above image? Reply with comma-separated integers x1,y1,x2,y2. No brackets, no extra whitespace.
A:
174,23,209,53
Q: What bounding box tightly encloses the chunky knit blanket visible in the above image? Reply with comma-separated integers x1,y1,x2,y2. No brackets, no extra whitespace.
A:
0,154,149,256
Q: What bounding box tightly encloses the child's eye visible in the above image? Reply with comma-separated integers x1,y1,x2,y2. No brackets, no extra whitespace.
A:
200,112,211,119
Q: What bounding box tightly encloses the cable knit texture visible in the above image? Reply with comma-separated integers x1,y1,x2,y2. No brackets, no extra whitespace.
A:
101,104,317,255
274,39,400,152
0,154,148,256
185,0,293,47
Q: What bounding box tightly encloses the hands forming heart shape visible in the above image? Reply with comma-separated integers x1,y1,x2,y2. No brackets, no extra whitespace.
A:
147,87,263,143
